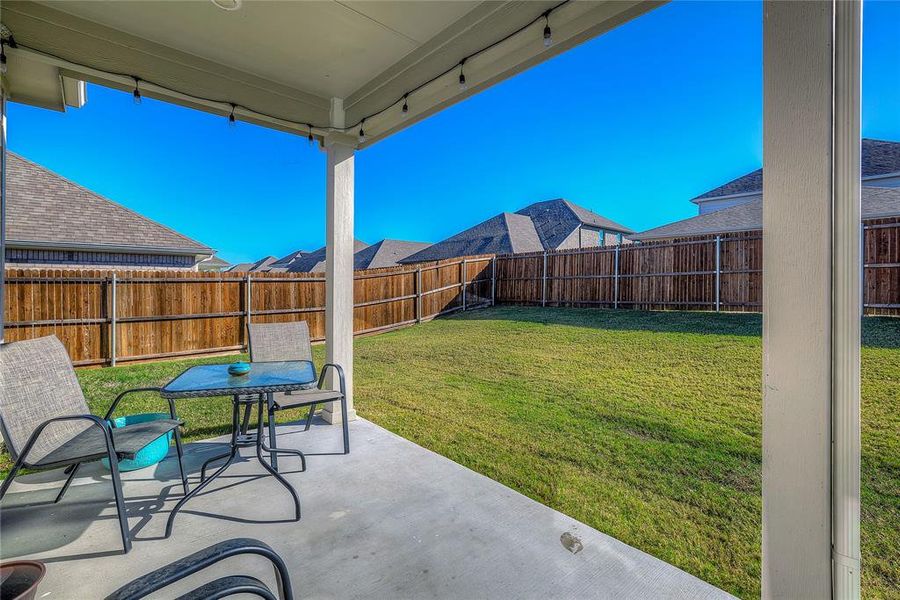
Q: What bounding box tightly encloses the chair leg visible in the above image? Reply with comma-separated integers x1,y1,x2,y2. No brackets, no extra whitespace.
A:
0,453,28,501
172,427,189,496
303,403,317,432
340,395,350,455
54,462,81,503
267,395,278,471
106,449,132,554
256,400,301,521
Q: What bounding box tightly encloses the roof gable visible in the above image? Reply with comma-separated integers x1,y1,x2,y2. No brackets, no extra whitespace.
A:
692,138,900,202
286,239,369,273
355,239,431,269
7,153,212,255
401,213,542,263
515,198,633,248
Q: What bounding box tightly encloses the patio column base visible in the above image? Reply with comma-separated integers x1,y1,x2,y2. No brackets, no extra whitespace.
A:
321,406,357,424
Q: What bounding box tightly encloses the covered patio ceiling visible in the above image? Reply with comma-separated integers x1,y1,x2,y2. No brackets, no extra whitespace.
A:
1,0,662,146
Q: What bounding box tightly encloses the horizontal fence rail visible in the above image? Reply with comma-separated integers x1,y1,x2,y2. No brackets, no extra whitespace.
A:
3,218,897,366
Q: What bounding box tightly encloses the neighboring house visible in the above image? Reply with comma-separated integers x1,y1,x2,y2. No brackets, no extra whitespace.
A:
354,239,430,270
5,153,214,269
400,213,543,263
279,240,370,273
267,250,309,272
632,187,900,242
401,198,632,264
197,255,231,272
516,198,633,249
690,138,900,215
227,256,277,273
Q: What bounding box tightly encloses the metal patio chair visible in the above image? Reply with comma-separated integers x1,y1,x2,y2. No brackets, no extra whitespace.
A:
249,321,349,460
105,538,293,600
0,335,188,554
199,321,348,479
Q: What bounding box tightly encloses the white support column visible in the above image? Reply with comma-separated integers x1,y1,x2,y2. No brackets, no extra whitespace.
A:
323,127,357,424
762,2,861,599
832,1,862,596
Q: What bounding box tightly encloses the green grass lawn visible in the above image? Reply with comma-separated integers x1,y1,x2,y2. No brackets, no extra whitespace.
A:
2,308,898,598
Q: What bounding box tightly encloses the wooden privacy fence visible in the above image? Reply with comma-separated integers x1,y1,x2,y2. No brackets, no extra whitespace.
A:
3,256,495,366
494,218,900,315
3,219,898,366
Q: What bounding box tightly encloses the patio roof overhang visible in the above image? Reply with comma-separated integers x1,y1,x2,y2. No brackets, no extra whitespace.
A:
1,0,662,147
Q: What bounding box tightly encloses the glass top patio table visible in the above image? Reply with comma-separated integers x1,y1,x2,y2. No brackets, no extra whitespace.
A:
160,361,317,399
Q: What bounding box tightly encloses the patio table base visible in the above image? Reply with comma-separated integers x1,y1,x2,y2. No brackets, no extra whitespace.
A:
164,395,304,539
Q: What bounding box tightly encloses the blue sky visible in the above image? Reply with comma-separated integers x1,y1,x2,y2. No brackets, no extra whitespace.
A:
9,1,900,264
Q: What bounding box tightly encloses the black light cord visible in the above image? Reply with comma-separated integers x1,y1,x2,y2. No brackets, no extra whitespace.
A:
0,0,571,136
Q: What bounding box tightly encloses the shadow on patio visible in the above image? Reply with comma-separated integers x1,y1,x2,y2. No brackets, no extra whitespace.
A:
0,419,732,599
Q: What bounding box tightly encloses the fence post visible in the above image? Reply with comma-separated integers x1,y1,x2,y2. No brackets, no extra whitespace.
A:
245,273,252,349
416,268,423,323
613,245,620,309
714,236,722,312
860,222,865,317
491,256,497,306
541,251,548,307
109,273,117,366
461,259,467,311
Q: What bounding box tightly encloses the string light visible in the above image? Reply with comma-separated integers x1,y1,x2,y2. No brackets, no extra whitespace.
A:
543,12,554,47
0,0,570,139
307,124,315,145
228,103,236,127
132,77,142,104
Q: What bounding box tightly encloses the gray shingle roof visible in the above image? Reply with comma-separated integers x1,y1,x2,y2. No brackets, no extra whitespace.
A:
7,153,212,255
354,239,431,269
693,139,900,201
516,199,633,249
633,186,900,241
268,250,309,272
285,240,370,273
400,213,543,263
227,256,277,272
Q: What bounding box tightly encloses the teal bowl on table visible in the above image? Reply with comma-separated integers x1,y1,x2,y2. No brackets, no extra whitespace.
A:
228,362,252,376
101,413,173,472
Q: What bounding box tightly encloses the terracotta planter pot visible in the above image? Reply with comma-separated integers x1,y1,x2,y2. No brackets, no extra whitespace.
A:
0,561,46,600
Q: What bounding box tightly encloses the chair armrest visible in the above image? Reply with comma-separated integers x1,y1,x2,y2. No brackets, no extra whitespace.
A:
103,387,173,422
18,414,115,464
317,363,345,397
103,538,293,600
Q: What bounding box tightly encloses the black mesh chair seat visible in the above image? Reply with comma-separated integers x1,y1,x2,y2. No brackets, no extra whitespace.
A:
30,419,184,469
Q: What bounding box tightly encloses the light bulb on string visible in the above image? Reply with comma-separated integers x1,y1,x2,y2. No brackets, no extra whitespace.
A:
543,14,553,47
307,125,315,146
132,78,142,104
458,61,468,92
358,119,366,144
401,94,409,119
228,104,236,127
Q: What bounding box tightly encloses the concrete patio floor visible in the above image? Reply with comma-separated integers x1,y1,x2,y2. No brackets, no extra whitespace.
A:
1,418,733,599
